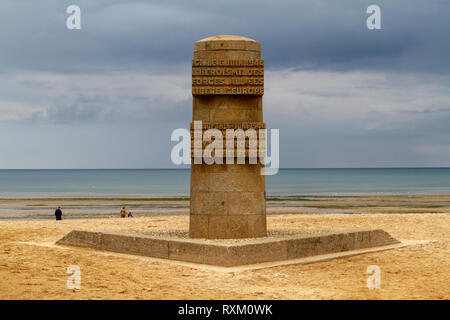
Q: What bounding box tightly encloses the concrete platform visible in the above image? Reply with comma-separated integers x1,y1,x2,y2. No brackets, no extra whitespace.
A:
57,229,399,267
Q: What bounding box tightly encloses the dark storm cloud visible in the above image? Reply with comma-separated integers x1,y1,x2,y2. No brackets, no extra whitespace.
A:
0,0,449,73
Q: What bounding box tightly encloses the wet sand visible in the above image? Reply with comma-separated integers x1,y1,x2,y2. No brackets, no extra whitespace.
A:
1,194,450,219
0,195,449,299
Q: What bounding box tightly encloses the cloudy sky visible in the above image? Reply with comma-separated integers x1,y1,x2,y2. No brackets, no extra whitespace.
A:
0,0,449,169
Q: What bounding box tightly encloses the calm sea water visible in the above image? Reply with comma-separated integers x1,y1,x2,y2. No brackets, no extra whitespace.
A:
0,168,450,198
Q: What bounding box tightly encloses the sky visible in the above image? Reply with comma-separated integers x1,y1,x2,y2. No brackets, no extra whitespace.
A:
0,0,449,169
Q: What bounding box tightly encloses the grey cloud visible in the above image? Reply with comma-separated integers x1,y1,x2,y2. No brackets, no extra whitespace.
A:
45,103,107,124
0,1,449,168
0,0,449,74
0,71,190,124
27,93,191,124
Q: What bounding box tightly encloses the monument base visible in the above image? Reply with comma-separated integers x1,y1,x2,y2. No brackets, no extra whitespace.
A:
56,229,399,267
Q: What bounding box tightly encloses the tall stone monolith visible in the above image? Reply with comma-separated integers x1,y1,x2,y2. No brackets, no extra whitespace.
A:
189,35,267,239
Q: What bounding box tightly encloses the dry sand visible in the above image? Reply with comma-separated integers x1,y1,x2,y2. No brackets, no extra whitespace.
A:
0,196,449,300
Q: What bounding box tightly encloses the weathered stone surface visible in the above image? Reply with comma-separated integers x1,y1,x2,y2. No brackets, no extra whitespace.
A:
189,215,209,238
285,229,399,259
208,215,229,239
56,229,400,267
169,240,230,266
247,214,267,238
57,230,169,259
227,215,248,238
227,192,265,215
226,241,287,266
191,191,227,215
190,35,267,239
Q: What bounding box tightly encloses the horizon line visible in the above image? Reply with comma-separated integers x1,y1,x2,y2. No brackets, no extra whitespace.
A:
1,166,450,170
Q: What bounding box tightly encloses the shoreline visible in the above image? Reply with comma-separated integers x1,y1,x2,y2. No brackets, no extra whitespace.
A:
0,194,449,221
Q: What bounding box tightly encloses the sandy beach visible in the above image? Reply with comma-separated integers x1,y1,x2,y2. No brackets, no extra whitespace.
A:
0,195,449,300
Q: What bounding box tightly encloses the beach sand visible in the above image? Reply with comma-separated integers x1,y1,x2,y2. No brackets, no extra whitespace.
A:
0,195,449,300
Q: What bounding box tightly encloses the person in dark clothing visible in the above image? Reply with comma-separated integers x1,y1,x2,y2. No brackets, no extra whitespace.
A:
55,207,63,220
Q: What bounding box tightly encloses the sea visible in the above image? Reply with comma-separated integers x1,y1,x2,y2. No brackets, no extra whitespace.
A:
0,168,450,198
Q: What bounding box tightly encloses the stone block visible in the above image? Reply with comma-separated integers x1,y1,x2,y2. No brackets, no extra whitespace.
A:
227,215,249,238
227,241,288,266
169,240,230,266
247,214,267,238
246,170,265,192
209,172,248,192
192,107,211,122
208,215,229,239
189,215,209,239
191,191,226,215
227,192,265,215
287,236,322,259
190,170,210,192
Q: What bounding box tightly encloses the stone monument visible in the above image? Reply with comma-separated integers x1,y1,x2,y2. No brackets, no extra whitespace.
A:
190,35,266,239
57,35,401,268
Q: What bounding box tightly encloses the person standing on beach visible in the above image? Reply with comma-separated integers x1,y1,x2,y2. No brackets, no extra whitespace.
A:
55,207,63,220
120,206,127,218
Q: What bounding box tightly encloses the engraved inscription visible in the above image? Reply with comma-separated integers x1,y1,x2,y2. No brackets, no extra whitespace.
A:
190,122,266,158
192,59,264,96
192,77,264,86
190,122,266,130
192,59,264,66
192,87,264,95
192,68,263,76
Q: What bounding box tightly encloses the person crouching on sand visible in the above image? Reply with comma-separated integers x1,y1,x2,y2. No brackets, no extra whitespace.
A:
120,206,127,218
55,206,63,220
